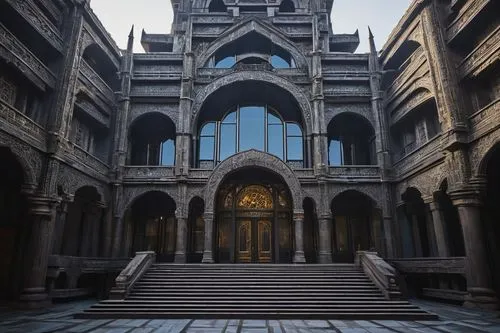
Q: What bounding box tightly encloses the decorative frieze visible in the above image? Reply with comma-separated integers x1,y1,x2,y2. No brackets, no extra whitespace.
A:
328,166,381,179
0,99,45,140
5,0,63,51
447,0,490,42
79,59,115,104
468,98,500,142
459,25,500,79
393,135,443,178
123,166,175,180
130,84,181,98
0,23,56,90
64,143,109,176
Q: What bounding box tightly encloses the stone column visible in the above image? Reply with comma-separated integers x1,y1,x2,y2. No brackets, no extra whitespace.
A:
411,215,423,257
293,210,306,263
382,215,395,258
175,216,188,263
429,201,449,257
317,213,332,263
202,212,214,263
51,199,70,254
452,191,498,309
20,196,58,307
424,205,438,257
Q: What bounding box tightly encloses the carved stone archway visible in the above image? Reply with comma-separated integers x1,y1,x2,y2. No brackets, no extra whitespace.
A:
204,150,303,213
190,71,313,135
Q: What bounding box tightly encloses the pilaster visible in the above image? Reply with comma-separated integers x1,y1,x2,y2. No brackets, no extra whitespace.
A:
317,212,332,263
450,188,498,310
293,209,306,263
202,211,215,263
20,195,59,307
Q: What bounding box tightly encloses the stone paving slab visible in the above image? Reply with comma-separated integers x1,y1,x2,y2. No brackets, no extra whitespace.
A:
0,299,499,333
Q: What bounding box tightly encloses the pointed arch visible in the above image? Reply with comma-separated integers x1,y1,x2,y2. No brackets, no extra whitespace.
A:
279,0,295,12
197,19,308,71
208,0,226,12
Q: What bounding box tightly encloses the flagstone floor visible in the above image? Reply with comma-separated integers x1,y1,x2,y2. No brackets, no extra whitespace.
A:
0,299,499,333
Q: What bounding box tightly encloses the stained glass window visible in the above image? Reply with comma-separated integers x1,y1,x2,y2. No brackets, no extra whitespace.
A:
237,185,273,209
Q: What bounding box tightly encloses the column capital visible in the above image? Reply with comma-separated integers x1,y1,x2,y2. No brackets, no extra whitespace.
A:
27,195,60,217
449,189,483,208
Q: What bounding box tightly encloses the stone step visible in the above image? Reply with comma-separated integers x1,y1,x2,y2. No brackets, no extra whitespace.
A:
76,311,437,320
78,264,438,320
98,300,412,305
127,295,387,300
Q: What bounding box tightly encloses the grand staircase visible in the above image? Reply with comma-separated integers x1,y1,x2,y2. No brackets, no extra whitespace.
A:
77,263,438,320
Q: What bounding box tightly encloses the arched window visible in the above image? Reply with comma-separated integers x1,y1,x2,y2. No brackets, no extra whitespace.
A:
279,0,295,13
130,114,176,166
197,105,303,168
328,114,376,166
209,0,227,12
206,32,296,69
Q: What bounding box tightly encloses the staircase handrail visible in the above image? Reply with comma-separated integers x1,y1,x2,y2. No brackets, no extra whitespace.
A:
356,251,402,300
110,251,156,299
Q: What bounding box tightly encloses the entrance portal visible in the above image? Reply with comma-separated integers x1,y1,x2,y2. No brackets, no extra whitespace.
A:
216,172,293,264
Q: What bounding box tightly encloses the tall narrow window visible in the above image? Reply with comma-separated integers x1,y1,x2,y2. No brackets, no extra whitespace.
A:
286,123,303,162
267,112,284,159
199,122,216,165
220,112,237,161
329,139,343,166
161,139,175,166
239,106,265,152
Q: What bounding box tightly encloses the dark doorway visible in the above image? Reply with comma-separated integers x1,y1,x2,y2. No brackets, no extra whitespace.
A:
127,192,177,262
331,191,374,263
0,148,29,300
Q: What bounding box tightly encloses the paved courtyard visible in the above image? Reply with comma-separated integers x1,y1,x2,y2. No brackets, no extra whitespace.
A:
0,299,499,333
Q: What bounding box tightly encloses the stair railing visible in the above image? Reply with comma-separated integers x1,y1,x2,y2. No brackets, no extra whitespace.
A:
355,251,402,300
109,251,156,299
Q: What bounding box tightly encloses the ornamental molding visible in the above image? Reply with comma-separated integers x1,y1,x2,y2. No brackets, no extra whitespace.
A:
57,164,109,202
120,185,180,217
190,70,313,135
0,131,42,187
196,18,309,72
204,150,303,212
0,23,56,90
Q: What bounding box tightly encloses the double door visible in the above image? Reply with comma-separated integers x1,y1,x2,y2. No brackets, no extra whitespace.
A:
236,218,272,263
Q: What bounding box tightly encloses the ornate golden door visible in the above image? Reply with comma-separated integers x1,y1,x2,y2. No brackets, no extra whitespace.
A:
258,220,272,263
237,220,252,263
236,218,273,263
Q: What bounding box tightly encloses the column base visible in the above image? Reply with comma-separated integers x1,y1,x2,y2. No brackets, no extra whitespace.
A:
463,288,499,310
202,251,214,264
293,251,306,263
318,252,332,264
174,252,187,263
19,288,51,308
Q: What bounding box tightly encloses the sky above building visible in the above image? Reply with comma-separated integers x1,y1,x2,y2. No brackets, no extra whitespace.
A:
89,0,412,53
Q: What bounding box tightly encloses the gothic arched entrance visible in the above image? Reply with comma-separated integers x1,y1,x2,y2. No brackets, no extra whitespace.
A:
215,169,293,263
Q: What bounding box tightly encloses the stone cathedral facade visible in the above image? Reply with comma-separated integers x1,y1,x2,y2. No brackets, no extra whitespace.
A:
0,0,499,309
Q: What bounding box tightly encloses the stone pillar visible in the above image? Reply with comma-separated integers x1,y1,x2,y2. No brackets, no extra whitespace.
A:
20,196,58,307
51,199,70,254
411,215,423,257
452,192,498,309
293,210,306,263
175,216,188,263
424,205,438,257
317,213,332,263
202,212,214,263
382,215,395,258
429,201,449,257
111,216,124,257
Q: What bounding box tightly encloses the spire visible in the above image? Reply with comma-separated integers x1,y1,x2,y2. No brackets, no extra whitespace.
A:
368,26,376,55
127,25,134,52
